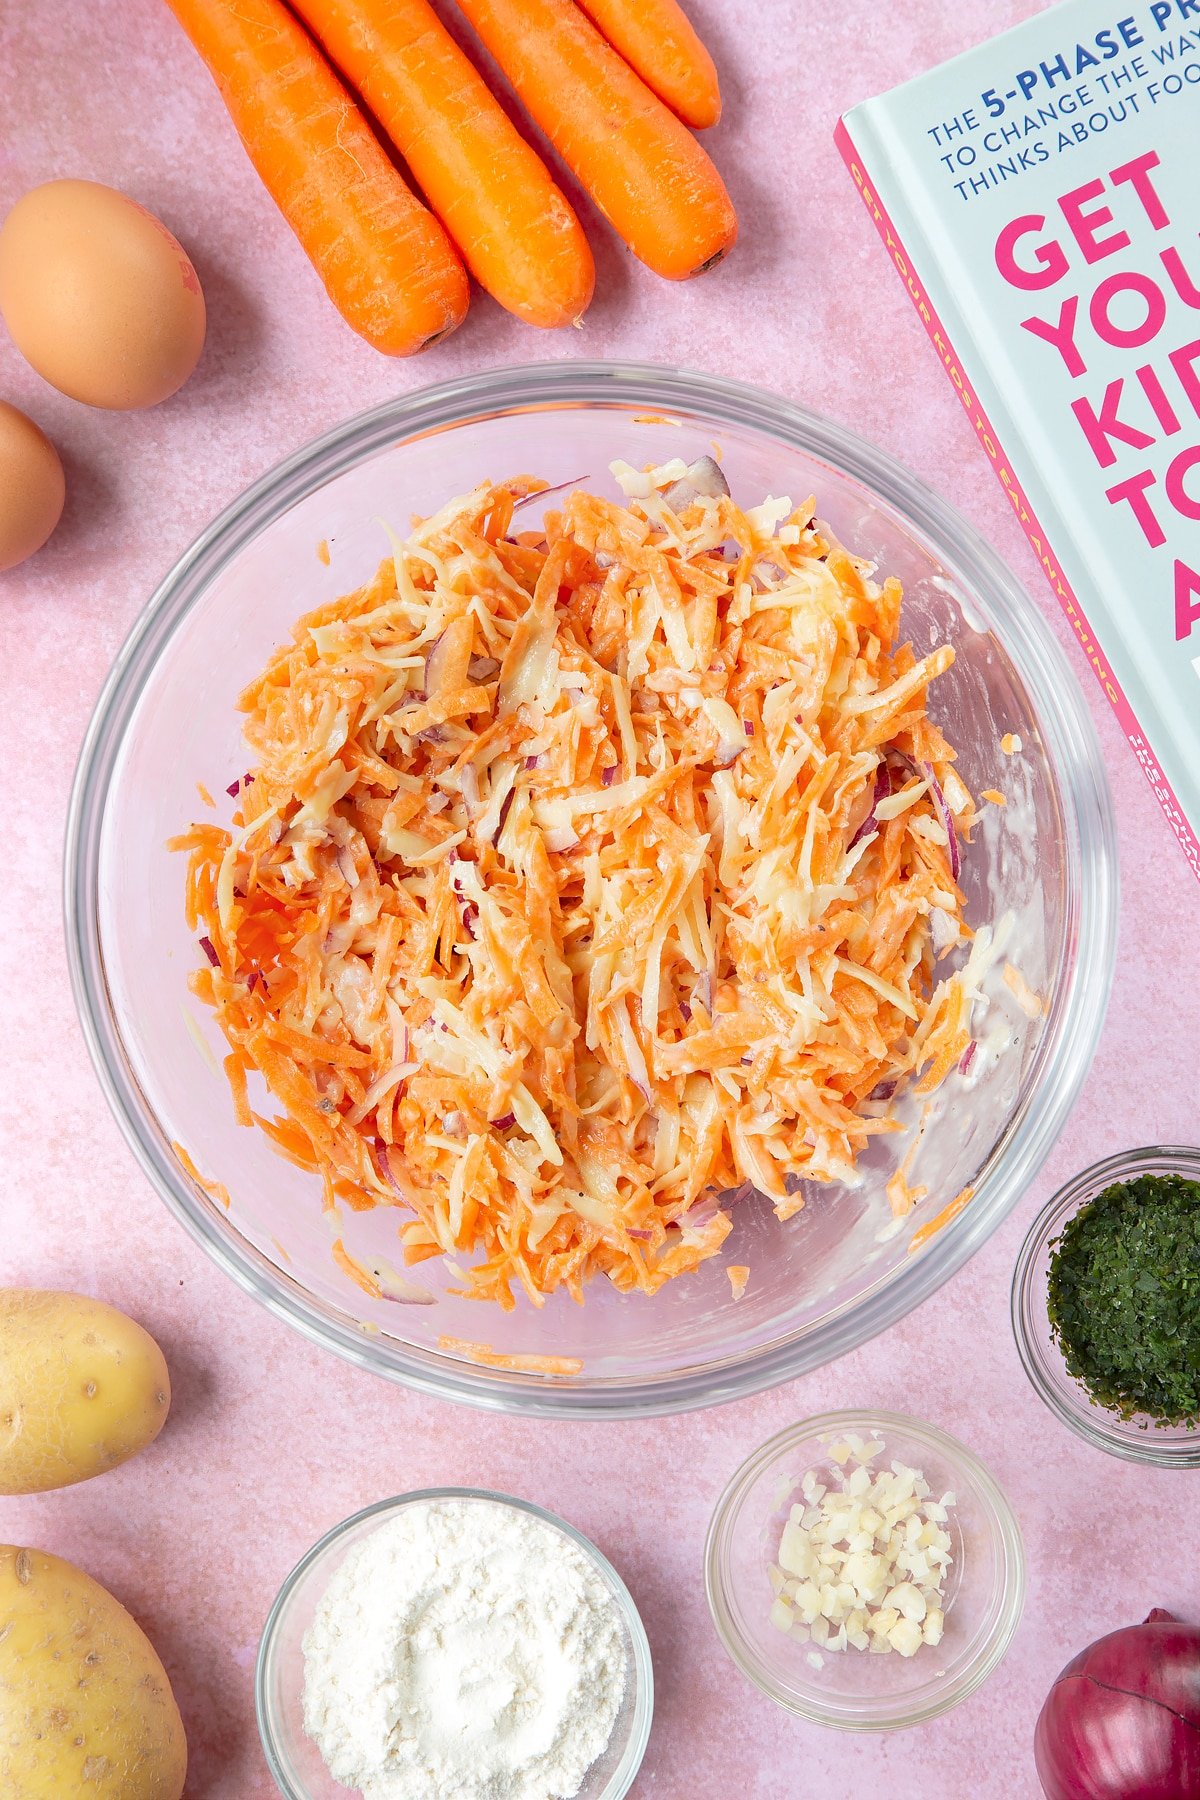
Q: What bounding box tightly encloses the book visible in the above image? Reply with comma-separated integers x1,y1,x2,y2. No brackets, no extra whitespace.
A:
836,0,1200,880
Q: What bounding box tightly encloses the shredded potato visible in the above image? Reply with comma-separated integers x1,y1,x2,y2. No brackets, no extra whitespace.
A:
173,460,979,1309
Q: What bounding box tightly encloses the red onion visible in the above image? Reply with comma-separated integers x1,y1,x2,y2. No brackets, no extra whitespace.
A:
460,763,481,811
663,454,731,511
198,935,219,967
920,760,962,882
1035,1610,1200,1800
850,764,893,849
958,1040,977,1075
423,631,448,694
601,764,618,787
491,1112,516,1130
509,474,588,514
493,787,515,844
375,1141,403,1195
226,771,253,797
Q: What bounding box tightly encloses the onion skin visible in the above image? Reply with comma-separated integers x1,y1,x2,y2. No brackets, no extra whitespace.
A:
1035,1611,1200,1799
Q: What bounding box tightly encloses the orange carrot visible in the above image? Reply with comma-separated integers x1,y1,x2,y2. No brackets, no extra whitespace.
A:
162,0,468,354
289,0,595,328
454,0,736,279
574,0,720,129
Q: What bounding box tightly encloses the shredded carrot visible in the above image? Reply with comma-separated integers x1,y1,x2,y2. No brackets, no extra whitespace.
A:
176,457,982,1308
196,781,216,808
332,1236,384,1299
908,1184,975,1254
886,1168,928,1219
980,788,1007,806
437,1335,584,1374
317,539,331,565
172,1141,232,1210
727,1264,750,1299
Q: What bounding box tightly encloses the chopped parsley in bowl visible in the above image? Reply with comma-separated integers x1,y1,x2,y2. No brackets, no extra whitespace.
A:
1012,1145,1200,1466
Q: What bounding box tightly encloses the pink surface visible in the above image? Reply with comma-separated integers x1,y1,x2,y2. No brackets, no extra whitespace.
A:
2,2,1198,1796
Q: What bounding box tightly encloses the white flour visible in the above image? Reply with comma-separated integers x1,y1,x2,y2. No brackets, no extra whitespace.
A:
301,1497,629,1800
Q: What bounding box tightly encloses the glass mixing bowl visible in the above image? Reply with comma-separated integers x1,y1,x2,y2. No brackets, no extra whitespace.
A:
64,362,1117,1417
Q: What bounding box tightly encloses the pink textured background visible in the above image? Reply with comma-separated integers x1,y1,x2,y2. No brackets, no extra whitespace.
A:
3,1,1199,1794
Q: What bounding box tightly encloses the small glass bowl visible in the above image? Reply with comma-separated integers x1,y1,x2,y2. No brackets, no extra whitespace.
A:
704,1411,1025,1731
256,1489,654,1799
1012,1145,1200,1467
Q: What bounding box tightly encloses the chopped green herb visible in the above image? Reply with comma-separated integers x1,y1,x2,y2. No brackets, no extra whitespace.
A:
1046,1173,1200,1429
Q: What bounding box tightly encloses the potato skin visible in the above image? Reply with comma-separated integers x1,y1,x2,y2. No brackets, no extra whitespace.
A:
0,1545,187,1798
0,1291,170,1495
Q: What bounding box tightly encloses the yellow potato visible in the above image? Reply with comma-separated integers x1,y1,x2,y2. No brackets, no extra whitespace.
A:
0,1290,170,1495
0,1545,186,1798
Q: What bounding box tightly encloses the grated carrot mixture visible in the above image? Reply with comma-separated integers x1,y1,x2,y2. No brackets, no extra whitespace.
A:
173,458,980,1310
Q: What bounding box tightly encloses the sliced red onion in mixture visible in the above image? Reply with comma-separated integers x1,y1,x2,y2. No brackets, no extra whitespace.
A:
334,843,360,886
509,474,588,514
493,787,516,844
920,760,962,882
850,764,893,848
459,763,481,812
663,454,731,511
423,630,448,694
198,934,219,967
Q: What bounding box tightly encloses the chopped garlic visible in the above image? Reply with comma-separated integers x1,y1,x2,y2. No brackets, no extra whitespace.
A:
767,1435,955,1659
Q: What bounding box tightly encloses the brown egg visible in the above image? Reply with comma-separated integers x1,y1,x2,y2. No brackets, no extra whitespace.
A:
0,402,65,572
0,180,206,410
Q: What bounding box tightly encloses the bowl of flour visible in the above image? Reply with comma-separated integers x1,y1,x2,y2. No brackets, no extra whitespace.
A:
256,1489,653,1800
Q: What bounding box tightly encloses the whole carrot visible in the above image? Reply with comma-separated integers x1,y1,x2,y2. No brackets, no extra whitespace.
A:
289,0,595,328
454,0,736,280
162,0,469,354
575,0,720,129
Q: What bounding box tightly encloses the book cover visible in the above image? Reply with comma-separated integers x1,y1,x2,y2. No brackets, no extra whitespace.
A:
837,0,1200,879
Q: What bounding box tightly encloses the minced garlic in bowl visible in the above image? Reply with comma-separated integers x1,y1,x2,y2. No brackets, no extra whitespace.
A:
704,1410,1024,1731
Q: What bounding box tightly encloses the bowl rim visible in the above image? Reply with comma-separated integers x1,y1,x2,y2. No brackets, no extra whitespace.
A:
63,358,1119,1418
255,1485,654,1800
1011,1143,1200,1467
703,1408,1026,1731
